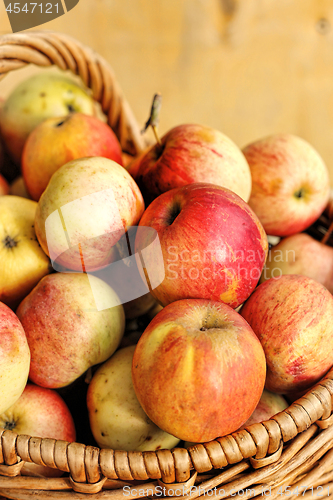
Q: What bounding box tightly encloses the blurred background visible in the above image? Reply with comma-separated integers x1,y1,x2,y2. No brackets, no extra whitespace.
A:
1,0,333,181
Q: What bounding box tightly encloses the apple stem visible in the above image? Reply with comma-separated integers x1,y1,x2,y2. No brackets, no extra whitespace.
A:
142,93,163,146
322,219,333,245
152,125,162,146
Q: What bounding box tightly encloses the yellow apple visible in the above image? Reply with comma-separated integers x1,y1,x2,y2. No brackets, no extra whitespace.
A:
0,196,51,309
87,345,180,451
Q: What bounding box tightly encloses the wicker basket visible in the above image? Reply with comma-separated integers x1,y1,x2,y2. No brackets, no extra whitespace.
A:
1,30,333,500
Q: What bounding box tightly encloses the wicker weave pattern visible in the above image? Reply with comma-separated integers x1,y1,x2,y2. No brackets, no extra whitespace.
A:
0,30,333,499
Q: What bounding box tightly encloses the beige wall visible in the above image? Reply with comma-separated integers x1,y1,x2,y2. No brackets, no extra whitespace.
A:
1,0,333,180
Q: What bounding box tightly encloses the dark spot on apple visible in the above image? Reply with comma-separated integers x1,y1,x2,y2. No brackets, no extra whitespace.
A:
55,120,66,127
67,104,76,113
146,436,152,441
101,432,105,436
95,409,98,413
156,445,161,450
167,203,181,225
200,326,208,331
40,92,46,97
3,235,18,249
294,188,305,199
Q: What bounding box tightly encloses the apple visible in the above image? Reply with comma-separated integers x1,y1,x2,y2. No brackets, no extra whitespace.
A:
0,72,95,165
132,298,266,443
35,156,145,272
0,383,76,477
132,124,252,204
239,390,288,429
0,302,30,414
0,196,51,309
16,272,125,388
243,134,330,237
241,274,333,394
0,173,8,196
135,182,268,309
87,345,180,451
123,293,157,320
260,232,333,293
22,113,123,201
9,176,31,199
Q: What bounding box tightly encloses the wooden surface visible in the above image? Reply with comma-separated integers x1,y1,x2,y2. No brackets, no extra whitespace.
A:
1,0,333,181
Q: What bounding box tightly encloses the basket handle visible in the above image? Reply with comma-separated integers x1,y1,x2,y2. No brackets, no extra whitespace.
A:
0,31,146,157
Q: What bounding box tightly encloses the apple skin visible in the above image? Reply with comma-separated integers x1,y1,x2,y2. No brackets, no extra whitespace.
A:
123,292,157,320
133,124,252,204
9,177,31,199
0,196,51,310
0,73,95,165
0,383,76,477
239,390,288,429
132,299,266,443
0,173,8,196
87,345,180,451
241,274,333,394
35,157,145,272
22,113,123,201
0,302,30,414
16,272,125,389
243,134,330,237
136,183,268,309
260,233,333,293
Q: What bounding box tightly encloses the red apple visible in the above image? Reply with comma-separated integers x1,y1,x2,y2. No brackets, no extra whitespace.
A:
239,390,288,429
0,383,76,477
16,272,125,389
136,182,268,309
243,134,330,236
260,232,333,293
132,299,266,443
22,113,123,201
133,124,252,204
0,302,30,413
0,173,8,196
241,274,333,394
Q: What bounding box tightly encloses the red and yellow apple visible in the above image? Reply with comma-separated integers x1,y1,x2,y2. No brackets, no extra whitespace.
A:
136,182,268,309
0,302,30,413
239,390,288,429
22,113,123,201
16,272,125,388
0,383,76,477
243,134,330,236
35,157,145,272
260,232,333,293
133,124,252,204
241,274,333,394
0,196,51,309
132,299,266,443
0,72,95,165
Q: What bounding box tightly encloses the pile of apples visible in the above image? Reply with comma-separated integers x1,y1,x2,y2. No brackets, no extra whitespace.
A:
0,70,333,478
